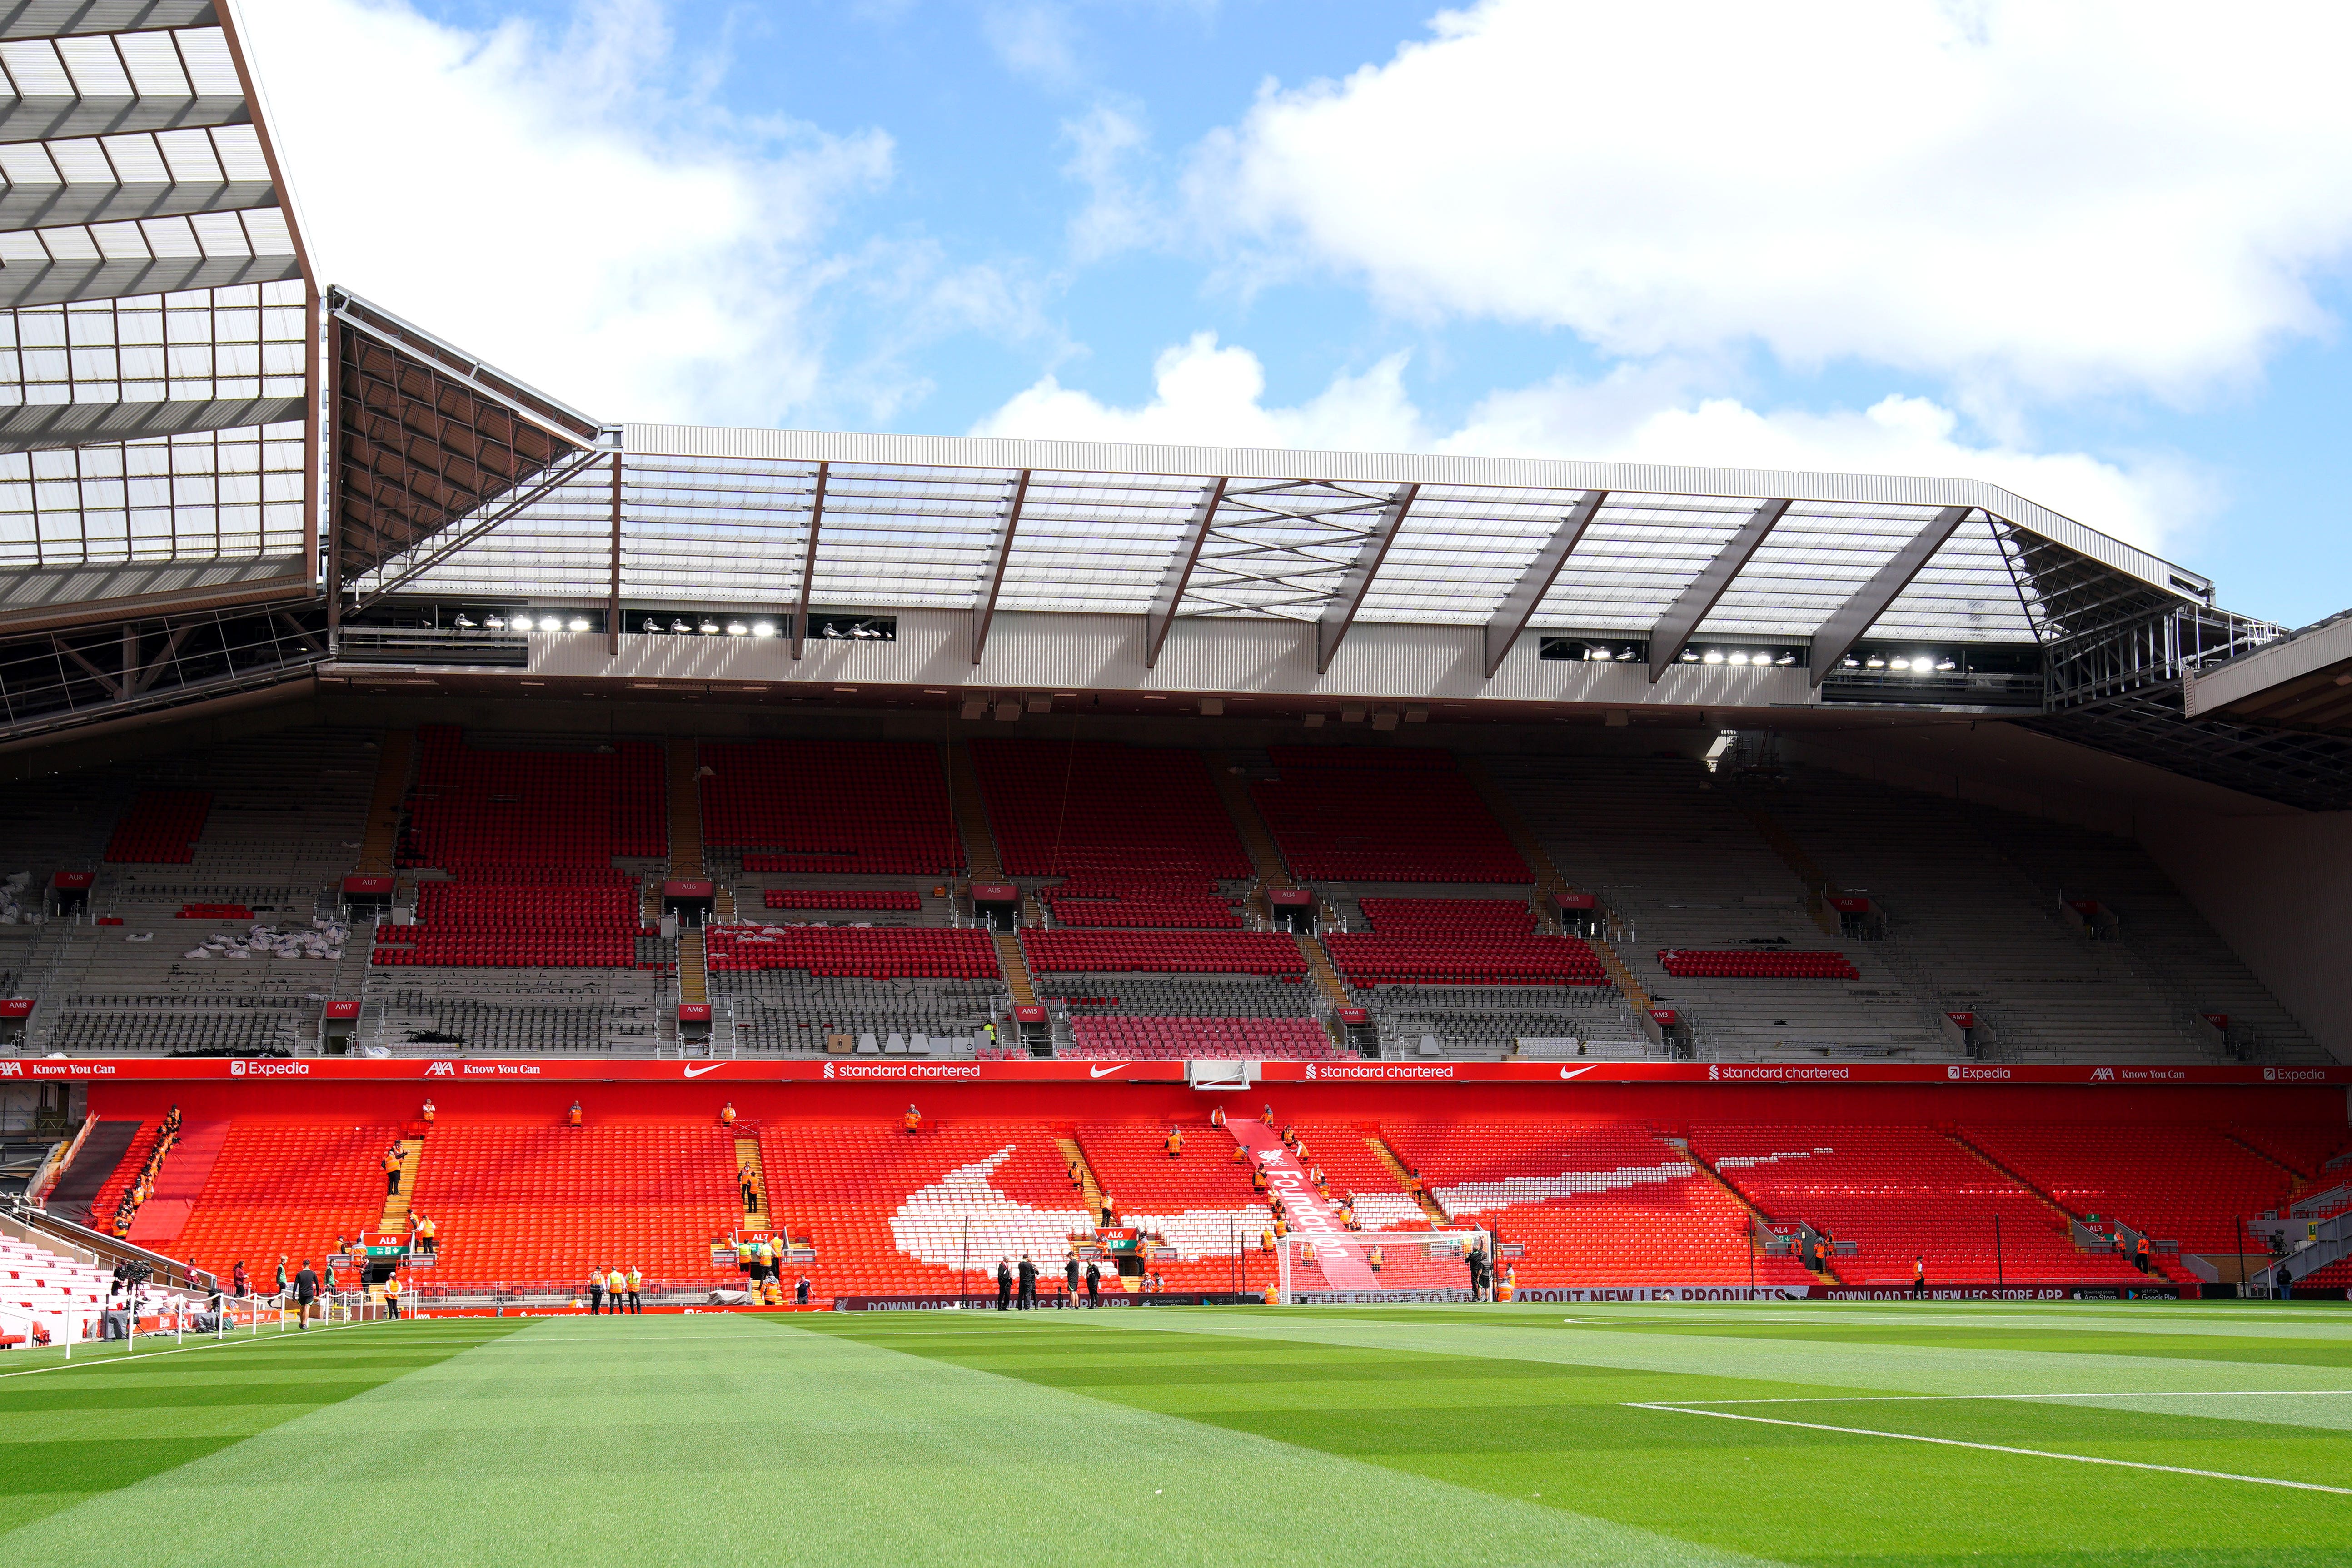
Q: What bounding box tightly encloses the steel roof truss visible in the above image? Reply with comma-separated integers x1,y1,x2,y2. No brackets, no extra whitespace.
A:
1143,474,1223,669
1310,481,1417,672
968,468,1028,664
1646,497,1790,682
791,459,825,661
1481,488,1605,678
1806,504,1973,687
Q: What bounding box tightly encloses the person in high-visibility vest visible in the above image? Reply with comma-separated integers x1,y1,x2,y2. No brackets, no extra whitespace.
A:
382,1145,403,1195
1369,1246,1385,1275
902,1104,922,1134
720,1102,737,1127
1209,1105,1225,1130
384,1273,403,1319
416,1214,437,1254
627,1266,643,1314
1259,1229,1274,1254
2135,1234,2151,1274
1164,1127,1183,1157
420,1097,436,1126
568,1100,583,1126
608,1266,628,1314
1230,1143,1248,1165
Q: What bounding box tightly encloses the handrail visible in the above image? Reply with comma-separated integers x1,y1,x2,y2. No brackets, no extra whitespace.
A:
1,1195,216,1291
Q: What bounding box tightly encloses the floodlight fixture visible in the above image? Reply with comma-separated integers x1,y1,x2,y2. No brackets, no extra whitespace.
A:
752,622,777,637
568,617,590,632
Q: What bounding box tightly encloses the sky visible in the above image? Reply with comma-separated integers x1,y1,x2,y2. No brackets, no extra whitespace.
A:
235,0,2352,625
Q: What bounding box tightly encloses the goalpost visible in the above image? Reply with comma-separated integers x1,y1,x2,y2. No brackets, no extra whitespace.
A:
1272,1227,1493,1306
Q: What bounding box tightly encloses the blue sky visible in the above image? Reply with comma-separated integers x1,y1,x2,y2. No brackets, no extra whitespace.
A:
240,0,2352,624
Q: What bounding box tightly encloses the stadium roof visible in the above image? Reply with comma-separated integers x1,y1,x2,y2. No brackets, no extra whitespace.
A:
2186,607,2352,737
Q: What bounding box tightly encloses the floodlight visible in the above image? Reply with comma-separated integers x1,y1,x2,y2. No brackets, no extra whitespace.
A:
698,619,720,634
1585,647,1611,661
1935,657,1958,672
567,617,589,632
671,619,691,633
484,615,507,630
643,618,663,633
1909,656,1933,673
1726,652,1749,666
1776,652,1798,667
1703,650,1724,664
726,622,749,636
1618,647,1639,661
453,614,476,629
752,622,777,637
1865,655,1886,669
1680,649,1700,663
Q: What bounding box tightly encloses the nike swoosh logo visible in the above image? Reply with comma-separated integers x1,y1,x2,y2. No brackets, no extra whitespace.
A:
1559,1065,1598,1080
683,1063,726,1078
1089,1064,1125,1078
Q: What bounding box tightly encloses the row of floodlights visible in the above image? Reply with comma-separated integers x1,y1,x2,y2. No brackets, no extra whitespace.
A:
1839,653,1960,673
451,612,592,633
1676,648,1801,667
642,617,779,637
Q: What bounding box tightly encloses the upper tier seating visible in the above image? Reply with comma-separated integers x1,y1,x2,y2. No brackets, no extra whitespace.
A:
1039,874,1243,930
968,739,1250,879
1325,932,1610,986
176,1122,403,1282
1385,1118,1815,1286
1064,1016,1344,1060
407,1123,741,1287
703,739,963,875
1356,897,1535,934
1022,931,1306,976
1250,750,1529,883
1035,973,1320,1019
1658,950,1862,980
103,790,212,864
764,890,922,911
1689,1123,2144,1285
374,875,652,969
706,926,1000,979
402,727,664,871
1957,1122,2307,1257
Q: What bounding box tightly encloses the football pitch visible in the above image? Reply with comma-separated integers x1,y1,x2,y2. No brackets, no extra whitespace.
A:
3,1303,2351,1566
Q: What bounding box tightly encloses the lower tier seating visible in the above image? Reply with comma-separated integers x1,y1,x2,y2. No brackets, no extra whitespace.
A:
1689,1124,2145,1285
1385,1118,1817,1286
1064,1017,1345,1060
1023,932,1306,975
1957,1122,2307,1258
177,1122,404,1282
1325,933,1608,985
1038,973,1321,1019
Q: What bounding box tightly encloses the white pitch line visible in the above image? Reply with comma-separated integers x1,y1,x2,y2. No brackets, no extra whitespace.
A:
1647,1391,2352,1405
1623,1402,2352,1494
0,1317,447,1382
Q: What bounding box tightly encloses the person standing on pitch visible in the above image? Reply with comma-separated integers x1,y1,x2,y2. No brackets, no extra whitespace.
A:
588,1265,606,1315
795,1273,811,1306
996,1258,1013,1311
294,1259,318,1329
1017,1254,1038,1310
1085,1259,1101,1307
627,1265,643,1314
1912,1254,1927,1299
607,1265,628,1315
1063,1253,1081,1308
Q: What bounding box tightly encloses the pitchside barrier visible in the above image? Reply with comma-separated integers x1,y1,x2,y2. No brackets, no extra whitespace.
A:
1275,1228,1493,1306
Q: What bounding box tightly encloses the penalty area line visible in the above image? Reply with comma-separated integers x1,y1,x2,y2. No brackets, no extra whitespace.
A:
1623,1402,2352,1494
1647,1390,2352,1405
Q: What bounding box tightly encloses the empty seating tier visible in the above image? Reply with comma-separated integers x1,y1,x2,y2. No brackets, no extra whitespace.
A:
1249,751,1529,883
1356,897,1535,934
1325,933,1609,986
1957,1122,2306,1258
1658,950,1862,980
1022,931,1307,976
373,876,652,969
176,1122,404,1281
1041,875,1243,930
706,925,1001,979
1065,1017,1345,1060
1689,1123,2145,1286
968,739,1250,879
175,902,254,920
703,739,963,874
1384,1118,1814,1286
763,890,923,911
103,790,212,863
402,727,664,871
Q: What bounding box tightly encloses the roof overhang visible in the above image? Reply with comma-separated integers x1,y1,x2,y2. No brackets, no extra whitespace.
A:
2186,609,2352,736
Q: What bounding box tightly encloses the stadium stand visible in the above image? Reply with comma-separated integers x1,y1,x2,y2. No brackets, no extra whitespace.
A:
1250,749,1530,883
175,1121,403,1282
1385,1118,1818,1286
1954,1121,2310,1269
405,1123,742,1289
763,891,922,911
1688,1123,2148,1285
1064,1017,1344,1060
702,739,963,875
103,791,213,865
1022,932,1306,976
1488,755,1945,1060
1658,950,1862,980
968,739,1251,879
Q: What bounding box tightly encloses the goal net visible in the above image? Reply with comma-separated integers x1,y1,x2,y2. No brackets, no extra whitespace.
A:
1272,1227,1493,1305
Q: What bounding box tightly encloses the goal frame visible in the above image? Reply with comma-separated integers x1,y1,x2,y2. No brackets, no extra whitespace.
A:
1272,1226,1493,1305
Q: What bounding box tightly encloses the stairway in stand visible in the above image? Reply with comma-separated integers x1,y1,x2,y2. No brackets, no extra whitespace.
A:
678,930,708,1008
1460,754,1651,1008
355,729,415,874
665,737,704,878
376,1135,424,1233
1225,1119,1377,1288
734,1134,771,1230
1054,1133,1128,1293
946,740,1039,1015
1364,1129,1450,1225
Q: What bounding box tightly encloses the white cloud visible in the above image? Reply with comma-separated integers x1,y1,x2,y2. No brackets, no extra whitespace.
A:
1192,0,2352,401
972,332,1420,450
1062,103,1159,262
982,1,1080,86
975,336,2206,553
237,0,892,423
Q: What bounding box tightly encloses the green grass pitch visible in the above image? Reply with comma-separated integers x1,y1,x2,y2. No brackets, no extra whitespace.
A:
3,1302,2351,1566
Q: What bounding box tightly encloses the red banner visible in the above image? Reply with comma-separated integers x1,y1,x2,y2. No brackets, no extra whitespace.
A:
1,1056,2342,1086
0,1000,32,1019
341,875,394,895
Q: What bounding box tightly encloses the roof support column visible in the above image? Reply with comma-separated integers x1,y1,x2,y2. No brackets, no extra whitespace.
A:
1313,482,1417,674
1646,498,1790,681
1482,489,1605,677
1807,505,1973,685
971,469,1031,665
792,462,827,661
607,451,623,655
1144,476,1226,669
